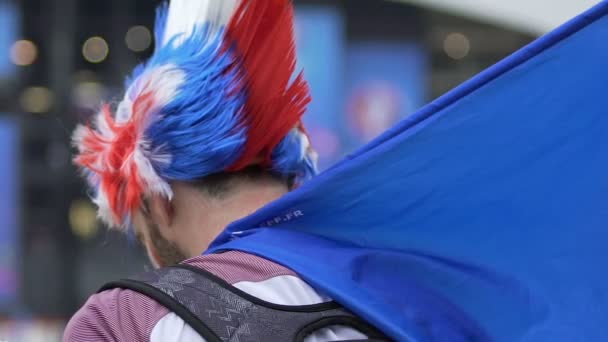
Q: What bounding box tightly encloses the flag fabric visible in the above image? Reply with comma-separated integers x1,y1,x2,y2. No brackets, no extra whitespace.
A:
208,2,608,341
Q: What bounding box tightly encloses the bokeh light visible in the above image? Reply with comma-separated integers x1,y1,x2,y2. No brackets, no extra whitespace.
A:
10,39,38,66
82,36,109,63
19,87,54,113
125,25,152,52
443,32,471,60
73,81,105,109
69,199,99,240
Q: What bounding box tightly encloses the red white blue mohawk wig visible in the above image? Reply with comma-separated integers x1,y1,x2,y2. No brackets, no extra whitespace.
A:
72,0,317,228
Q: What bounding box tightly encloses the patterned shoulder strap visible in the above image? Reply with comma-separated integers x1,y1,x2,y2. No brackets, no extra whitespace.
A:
101,264,390,342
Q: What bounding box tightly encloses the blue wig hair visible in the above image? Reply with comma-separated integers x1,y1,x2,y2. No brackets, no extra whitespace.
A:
122,3,317,186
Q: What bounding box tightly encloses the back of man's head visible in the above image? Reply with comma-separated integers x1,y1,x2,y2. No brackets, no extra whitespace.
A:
72,0,315,266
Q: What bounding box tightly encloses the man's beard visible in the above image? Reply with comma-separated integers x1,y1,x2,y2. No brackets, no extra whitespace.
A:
147,220,189,267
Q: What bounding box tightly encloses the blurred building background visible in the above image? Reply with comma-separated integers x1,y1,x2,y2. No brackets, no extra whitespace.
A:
0,0,600,340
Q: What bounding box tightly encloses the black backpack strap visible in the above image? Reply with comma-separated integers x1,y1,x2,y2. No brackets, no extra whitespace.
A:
101,264,390,342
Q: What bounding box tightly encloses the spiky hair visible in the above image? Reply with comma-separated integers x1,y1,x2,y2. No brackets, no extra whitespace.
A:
73,0,317,228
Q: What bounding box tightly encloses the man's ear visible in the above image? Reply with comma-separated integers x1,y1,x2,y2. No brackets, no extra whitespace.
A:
147,194,175,231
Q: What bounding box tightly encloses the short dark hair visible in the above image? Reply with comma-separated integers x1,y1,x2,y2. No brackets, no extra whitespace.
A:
193,166,294,198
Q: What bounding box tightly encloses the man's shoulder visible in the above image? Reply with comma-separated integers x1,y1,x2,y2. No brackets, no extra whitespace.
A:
63,251,324,341
182,250,298,284
63,286,170,341
183,251,331,305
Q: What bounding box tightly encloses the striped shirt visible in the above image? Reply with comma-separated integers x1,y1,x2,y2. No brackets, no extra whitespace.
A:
63,251,366,341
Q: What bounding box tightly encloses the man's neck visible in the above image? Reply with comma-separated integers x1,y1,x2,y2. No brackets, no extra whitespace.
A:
177,181,289,258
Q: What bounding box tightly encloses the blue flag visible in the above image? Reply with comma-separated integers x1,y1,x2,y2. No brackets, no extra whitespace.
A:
208,2,608,341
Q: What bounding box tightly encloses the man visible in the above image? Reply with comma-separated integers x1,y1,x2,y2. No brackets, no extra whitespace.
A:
64,0,383,341
66,0,608,340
